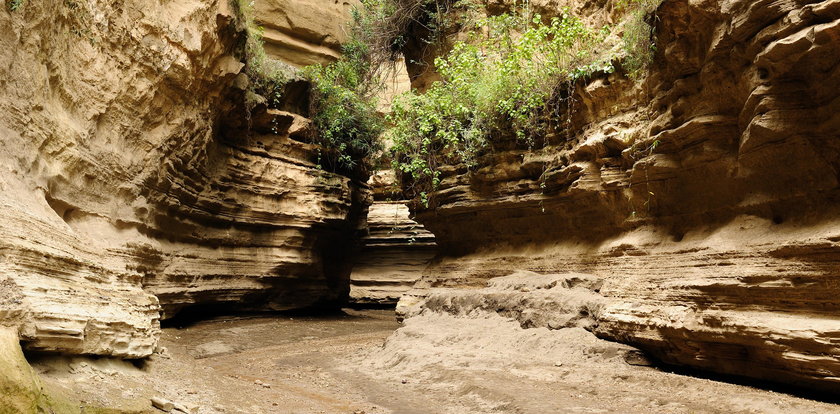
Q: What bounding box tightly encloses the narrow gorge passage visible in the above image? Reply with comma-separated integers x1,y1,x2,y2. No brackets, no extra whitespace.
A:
3,0,840,412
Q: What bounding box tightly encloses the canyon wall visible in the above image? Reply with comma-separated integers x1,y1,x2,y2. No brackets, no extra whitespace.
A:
401,0,840,392
350,172,436,305
253,0,353,67
0,0,367,358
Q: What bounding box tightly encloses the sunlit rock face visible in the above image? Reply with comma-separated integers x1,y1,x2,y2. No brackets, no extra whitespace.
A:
0,0,368,358
350,201,436,305
253,0,354,67
349,170,436,305
399,0,840,391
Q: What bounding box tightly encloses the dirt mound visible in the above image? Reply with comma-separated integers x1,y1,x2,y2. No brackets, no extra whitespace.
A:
361,275,840,413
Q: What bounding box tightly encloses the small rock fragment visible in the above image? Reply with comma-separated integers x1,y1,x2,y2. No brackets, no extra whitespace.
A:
156,346,171,359
173,402,199,413
623,350,653,366
151,396,174,412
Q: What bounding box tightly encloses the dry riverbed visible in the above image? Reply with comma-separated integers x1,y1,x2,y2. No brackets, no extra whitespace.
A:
27,309,840,414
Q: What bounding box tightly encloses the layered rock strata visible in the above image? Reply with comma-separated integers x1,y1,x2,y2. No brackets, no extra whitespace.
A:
253,0,353,67
400,0,840,392
349,201,436,305
138,107,370,319
0,0,367,358
385,271,840,413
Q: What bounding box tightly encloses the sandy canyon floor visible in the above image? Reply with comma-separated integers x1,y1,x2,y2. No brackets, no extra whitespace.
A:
28,309,840,414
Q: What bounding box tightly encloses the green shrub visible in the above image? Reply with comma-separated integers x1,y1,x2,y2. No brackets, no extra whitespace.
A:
230,0,290,109
247,49,290,109
387,8,612,205
7,0,23,11
232,0,662,183
618,0,664,75
386,1,664,206
304,37,384,173
232,0,383,174
301,0,388,174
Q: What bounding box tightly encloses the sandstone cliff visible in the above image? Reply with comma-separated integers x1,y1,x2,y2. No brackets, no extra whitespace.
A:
350,193,436,305
399,0,840,392
253,0,354,67
0,0,368,358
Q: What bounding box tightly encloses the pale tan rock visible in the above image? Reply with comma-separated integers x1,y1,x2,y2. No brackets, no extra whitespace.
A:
0,0,368,358
151,396,175,412
253,0,356,67
399,0,840,392
376,57,412,113
350,201,436,305
173,402,199,413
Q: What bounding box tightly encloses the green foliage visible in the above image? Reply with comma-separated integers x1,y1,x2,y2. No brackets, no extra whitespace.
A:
358,0,470,66
302,0,385,173
247,43,289,108
386,0,664,207
387,7,612,206
231,0,290,108
618,0,664,74
346,0,401,63
7,0,23,11
232,0,662,185
304,42,384,172
232,0,383,174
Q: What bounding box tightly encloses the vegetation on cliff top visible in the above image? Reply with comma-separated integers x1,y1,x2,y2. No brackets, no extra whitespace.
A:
233,0,661,191
303,0,387,173
6,0,24,11
620,0,662,73
386,0,662,207
233,0,384,176
388,9,612,203
232,0,290,110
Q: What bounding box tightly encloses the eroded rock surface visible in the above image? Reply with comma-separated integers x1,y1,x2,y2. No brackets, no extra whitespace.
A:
253,0,354,67
377,272,840,413
401,0,840,391
0,0,367,358
350,201,435,305
349,169,436,305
